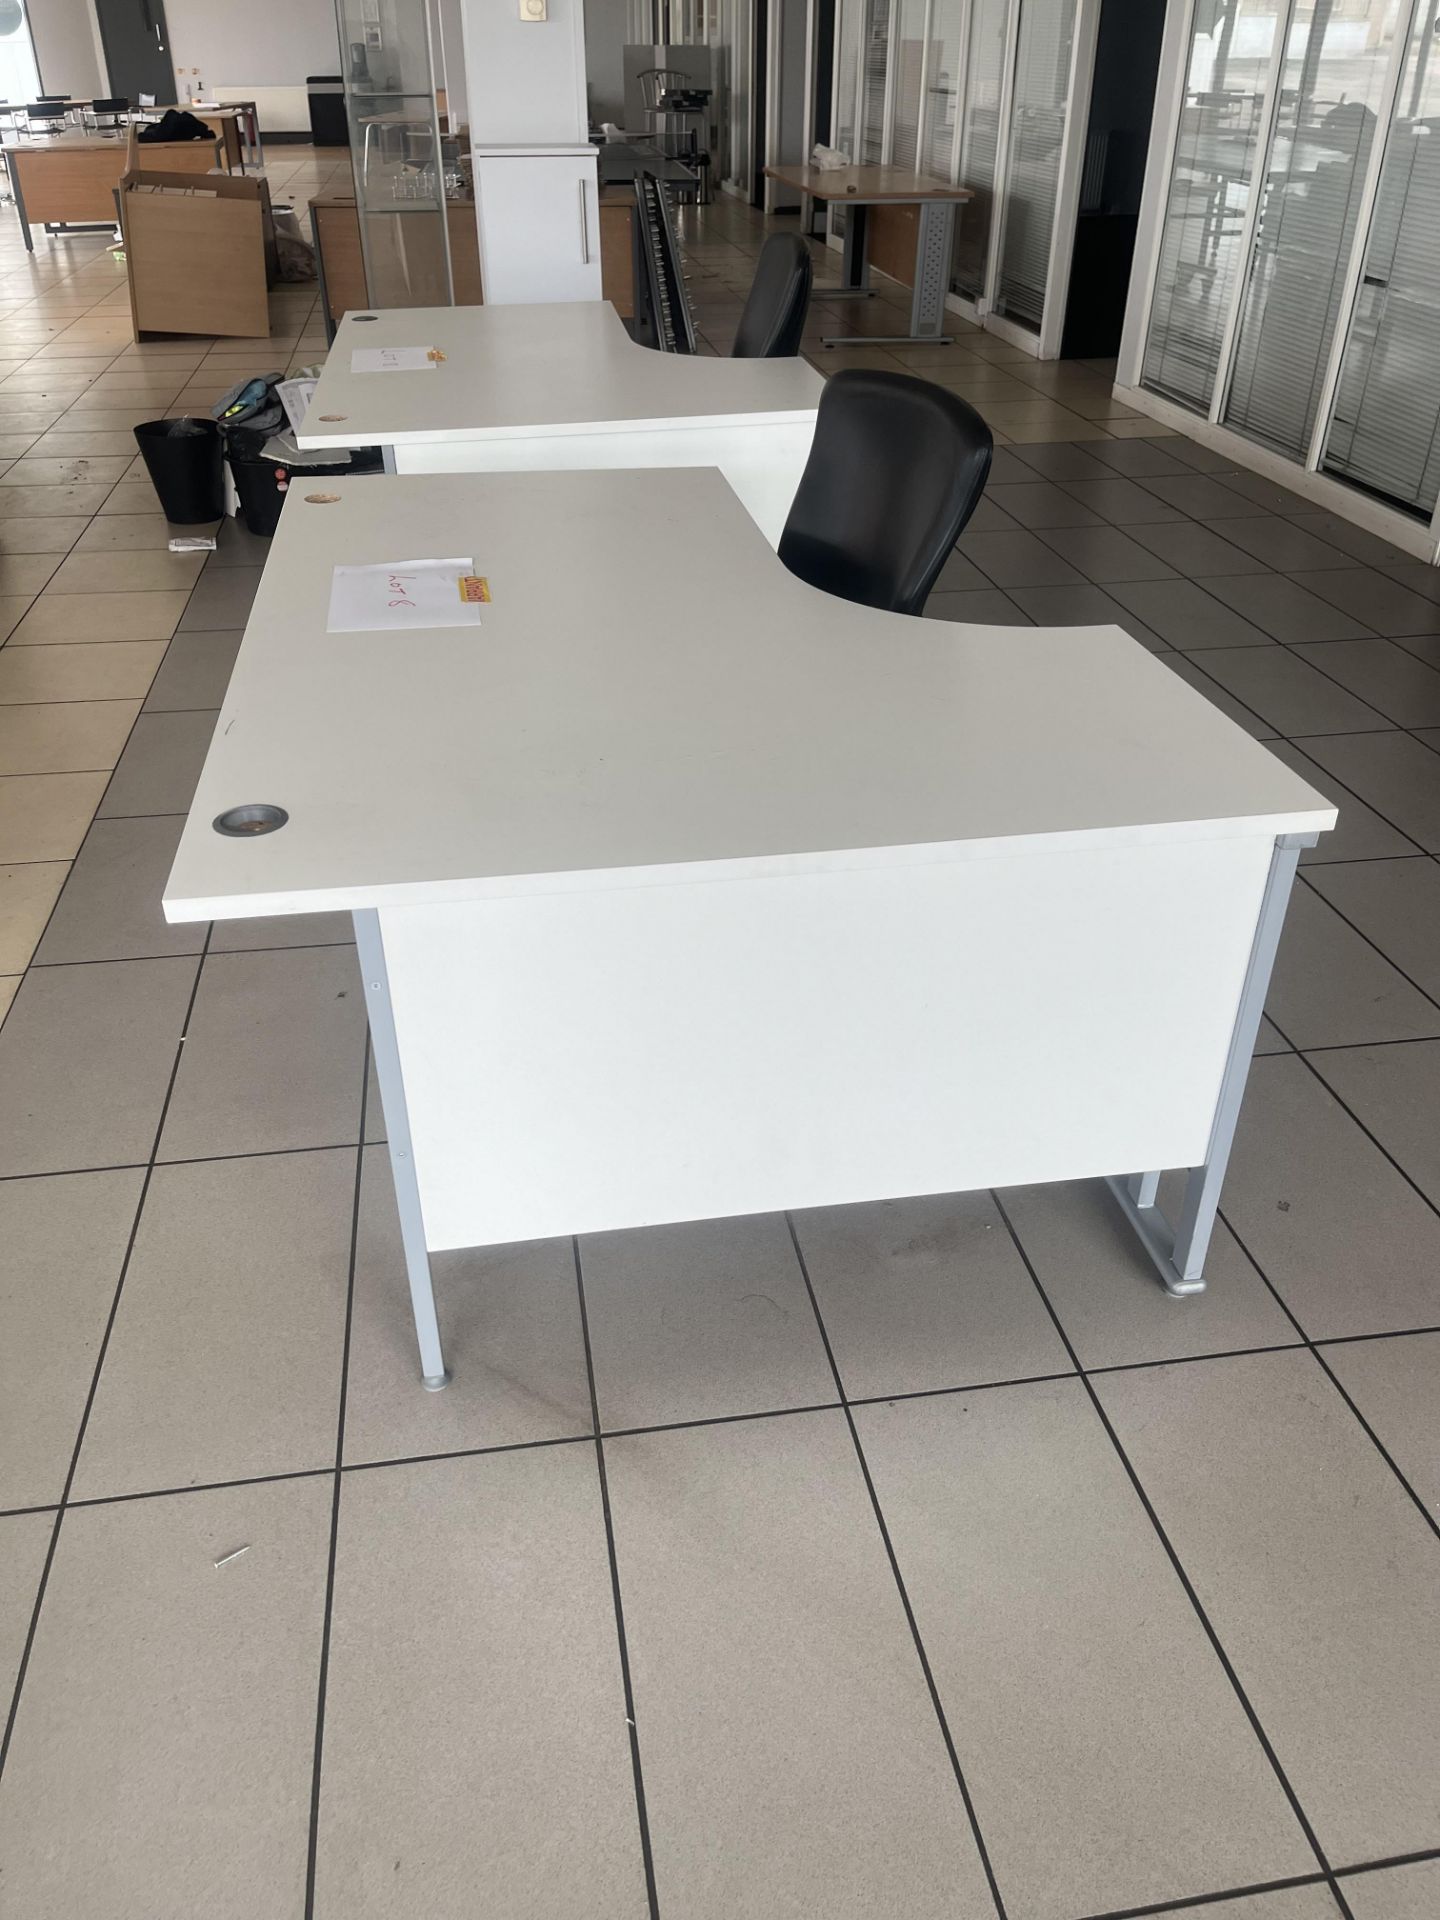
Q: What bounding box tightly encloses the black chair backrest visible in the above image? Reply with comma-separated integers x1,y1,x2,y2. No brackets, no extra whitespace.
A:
91,98,131,115
731,234,813,359
778,369,993,617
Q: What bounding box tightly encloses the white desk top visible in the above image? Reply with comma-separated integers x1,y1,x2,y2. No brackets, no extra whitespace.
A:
164,468,1335,923
295,302,826,450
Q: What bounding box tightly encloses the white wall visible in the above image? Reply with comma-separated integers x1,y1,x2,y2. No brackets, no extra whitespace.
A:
461,0,588,144
164,0,340,96
29,0,105,98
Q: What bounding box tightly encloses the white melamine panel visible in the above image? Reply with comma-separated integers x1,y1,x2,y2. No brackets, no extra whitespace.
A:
473,154,603,305
393,419,815,546
297,302,825,449
163,469,1335,924
379,836,1272,1250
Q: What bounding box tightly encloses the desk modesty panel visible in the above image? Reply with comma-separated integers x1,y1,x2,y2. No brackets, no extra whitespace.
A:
295,303,825,543
164,470,1333,1364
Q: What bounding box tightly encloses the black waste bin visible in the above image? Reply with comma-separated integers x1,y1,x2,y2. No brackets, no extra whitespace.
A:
308,75,349,148
133,417,226,524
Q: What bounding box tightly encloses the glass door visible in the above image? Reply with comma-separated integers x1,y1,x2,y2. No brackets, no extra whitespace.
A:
953,0,1010,296
992,0,1079,329
1322,0,1440,514
1141,0,1283,409
1222,0,1406,459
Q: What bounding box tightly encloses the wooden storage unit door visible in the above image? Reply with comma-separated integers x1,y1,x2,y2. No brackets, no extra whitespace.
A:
312,197,485,325
122,170,275,339
868,205,919,289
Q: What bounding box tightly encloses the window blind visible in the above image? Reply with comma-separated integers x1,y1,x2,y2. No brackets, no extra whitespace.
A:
994,0,1077,330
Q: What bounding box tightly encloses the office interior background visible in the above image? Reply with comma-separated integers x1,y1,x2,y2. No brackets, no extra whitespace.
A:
1,0,1439,1914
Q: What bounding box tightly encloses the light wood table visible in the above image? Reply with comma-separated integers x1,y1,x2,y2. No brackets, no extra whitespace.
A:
764,163,974,346
163,467,1334,1387
3,135,223,250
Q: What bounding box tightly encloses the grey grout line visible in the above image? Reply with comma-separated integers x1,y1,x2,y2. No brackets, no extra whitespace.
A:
783,1211,1012,1920
987,1189,1358,1920
1068,1867,1333,1920
572,1236,662,1920
302,1032,370,1919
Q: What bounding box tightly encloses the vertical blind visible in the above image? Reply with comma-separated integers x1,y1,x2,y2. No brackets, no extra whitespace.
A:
994,0,1078,328
954,0,1011,296
1222,0,1403,458
1323,6,1440,512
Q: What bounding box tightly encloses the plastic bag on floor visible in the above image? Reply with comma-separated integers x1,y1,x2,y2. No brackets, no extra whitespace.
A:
272,205,317,282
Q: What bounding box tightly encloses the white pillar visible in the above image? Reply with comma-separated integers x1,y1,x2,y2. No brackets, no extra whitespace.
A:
462,0,604,302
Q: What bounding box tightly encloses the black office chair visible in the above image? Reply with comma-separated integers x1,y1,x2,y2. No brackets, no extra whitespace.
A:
24,103,69,136
777,370,993,617
731,234,812,359
85,98,132,134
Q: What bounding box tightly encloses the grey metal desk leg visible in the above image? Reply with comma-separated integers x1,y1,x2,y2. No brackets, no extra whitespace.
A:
823,200,874,302
353,909,451,1389
381,445,398,474
909,201,957,341
10,162,32,251
1107,831,1316,1296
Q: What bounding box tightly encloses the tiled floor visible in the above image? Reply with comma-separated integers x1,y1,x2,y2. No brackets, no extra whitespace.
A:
1,167,1438,1919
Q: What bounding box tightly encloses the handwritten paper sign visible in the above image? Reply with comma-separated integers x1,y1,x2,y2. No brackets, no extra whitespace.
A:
328,558,483,633
349,346,438,373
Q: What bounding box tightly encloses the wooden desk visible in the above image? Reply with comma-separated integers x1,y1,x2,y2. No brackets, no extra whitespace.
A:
4,136,224,250
765,163,974,346
296,301,824,545
309,195,485,331
163,467,1334,1386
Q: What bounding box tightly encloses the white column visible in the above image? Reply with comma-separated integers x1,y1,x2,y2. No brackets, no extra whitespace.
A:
462,0,604,301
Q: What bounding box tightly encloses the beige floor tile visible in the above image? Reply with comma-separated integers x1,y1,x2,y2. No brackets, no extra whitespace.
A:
0,698,140,775
0,552,60,594
345,1147,592,1465
793,1191,1071,1398
73,1151,354,1500
0,972,16,1026
0,770,109,861
999,1179,1299,1369
1344,1859,1440,1920
0,955,198,1177
0,431,42,460
0,593,31,640
859,1380,1317,1918
159,945,368,1161
28,431,144,459
1,1168,144,1509
0,514,87,552
0,1478,329,1919
1165,1894,1340,1920
98,708,217,816
47,547,207,593
33,815,197,964
0,454,133,488
0,1512,53,1703
95,479,168,515
59,408,164,433
580,1212,835,1429
1096,1348,1440,1865
74,512,191,551
1320,1330,1440,1514
9,588,188,643
0,481,115,517
0,859,68,972
0,639,166,705
608,1409,998,1919
314,1448,646,1920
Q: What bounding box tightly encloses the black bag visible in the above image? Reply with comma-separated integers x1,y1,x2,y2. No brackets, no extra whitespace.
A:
137,108,214,143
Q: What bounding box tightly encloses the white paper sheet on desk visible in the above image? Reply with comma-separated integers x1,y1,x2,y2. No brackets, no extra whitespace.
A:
350,346,437,373
328,558,482,633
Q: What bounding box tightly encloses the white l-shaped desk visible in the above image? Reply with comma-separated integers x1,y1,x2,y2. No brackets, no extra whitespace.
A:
164,468,1335,1388
296,301,826,546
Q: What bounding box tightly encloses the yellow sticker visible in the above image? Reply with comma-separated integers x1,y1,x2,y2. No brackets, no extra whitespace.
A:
458,574,491,603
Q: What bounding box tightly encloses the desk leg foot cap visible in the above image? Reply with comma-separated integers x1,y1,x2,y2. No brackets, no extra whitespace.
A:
422,1370,452,1391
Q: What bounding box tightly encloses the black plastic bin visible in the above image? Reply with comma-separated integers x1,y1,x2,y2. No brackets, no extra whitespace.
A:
308,76,349,148
133,417,226,524
227,428,382,538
